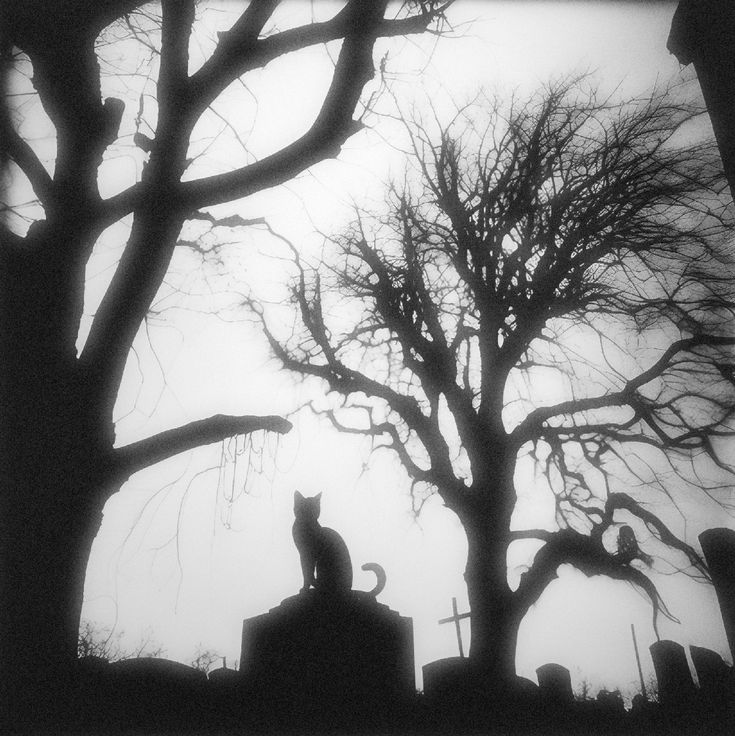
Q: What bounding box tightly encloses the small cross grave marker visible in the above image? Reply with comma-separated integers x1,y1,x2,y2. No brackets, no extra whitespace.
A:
438,596,470,658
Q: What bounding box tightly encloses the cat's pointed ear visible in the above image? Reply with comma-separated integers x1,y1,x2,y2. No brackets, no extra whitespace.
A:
315,492,322,501
294,490,304,501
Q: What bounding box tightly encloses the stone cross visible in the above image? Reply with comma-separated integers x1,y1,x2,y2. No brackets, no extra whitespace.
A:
438,597,470,658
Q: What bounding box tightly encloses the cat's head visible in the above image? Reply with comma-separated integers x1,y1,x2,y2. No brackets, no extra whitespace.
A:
293,490,321,520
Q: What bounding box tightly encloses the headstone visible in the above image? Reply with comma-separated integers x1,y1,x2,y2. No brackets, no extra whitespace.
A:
596,688,625,716
699,528,735,659
77,655,109,675
208,664,240,685
508,676,541,720
421,659,535,726
240,590,414,727
109,656,207,686
536,663,573,704
513,675,539,698
75,656,112,726
207,661,243,727
649,640,696,707
105,658,207,729
422,656,471,702
690,646,731,703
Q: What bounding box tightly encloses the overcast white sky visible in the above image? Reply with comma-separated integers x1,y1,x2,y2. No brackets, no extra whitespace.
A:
60,0,735,699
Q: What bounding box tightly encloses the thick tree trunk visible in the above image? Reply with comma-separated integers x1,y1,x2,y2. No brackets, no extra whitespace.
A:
0,418,114,727
0,230,114,727
463,521,521,682
0,475,110,726
457,458,523,689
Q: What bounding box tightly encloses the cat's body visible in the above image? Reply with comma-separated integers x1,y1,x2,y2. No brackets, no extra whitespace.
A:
293,491,353,595
292,491,385,597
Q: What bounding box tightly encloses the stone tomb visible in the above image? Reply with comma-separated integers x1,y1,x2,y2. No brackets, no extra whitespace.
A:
240,590,414,725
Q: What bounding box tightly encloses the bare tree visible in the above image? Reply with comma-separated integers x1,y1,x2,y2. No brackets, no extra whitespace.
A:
0,0,449,722
189,645,221,673
253,80,735,686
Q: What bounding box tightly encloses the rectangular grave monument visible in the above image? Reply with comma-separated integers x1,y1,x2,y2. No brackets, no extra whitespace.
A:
240,590,414,728
649,640,696,708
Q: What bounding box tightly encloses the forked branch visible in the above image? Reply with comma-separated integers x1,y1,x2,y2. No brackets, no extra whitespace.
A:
511,335,735,447
515,528,678,637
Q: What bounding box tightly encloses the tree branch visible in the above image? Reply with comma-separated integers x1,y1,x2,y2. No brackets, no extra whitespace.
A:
250,294,464,504
112,413,292,482
509,528,554,542
514,529,677,637
511,335,735,446
0,115,54,207
99,1,449,222
188,1,449,110
316,403,437,487
179,4,382,210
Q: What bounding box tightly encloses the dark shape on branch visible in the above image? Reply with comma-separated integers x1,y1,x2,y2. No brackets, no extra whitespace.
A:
133,131,153,153
616,524,652,566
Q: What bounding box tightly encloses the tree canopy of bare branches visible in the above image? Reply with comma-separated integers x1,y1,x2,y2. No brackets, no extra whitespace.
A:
0,0,449,726
253,79,735,683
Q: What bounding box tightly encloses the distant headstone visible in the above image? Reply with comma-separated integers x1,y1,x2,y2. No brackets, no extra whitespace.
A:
649,640,696,707
596,688,625,716
422,659,539,725
109,657,207,686
514,675,540,698
240,590,414,727
422,656,471,702
509,675,541,717
105,658,207,728
208,664,239,685
77,655,109,674
536,663,573,704
690,646,731,703
699,528,735,659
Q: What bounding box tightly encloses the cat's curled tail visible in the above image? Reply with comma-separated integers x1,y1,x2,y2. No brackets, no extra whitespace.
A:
360,562,386,597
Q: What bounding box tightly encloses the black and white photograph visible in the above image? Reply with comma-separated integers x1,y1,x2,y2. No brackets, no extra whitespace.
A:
1,1,734,733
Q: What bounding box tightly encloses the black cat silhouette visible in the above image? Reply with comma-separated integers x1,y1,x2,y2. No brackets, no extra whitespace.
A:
292,491,385,597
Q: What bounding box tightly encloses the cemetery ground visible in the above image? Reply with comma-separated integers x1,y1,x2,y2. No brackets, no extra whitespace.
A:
38,635,735,735
22,527,734,736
